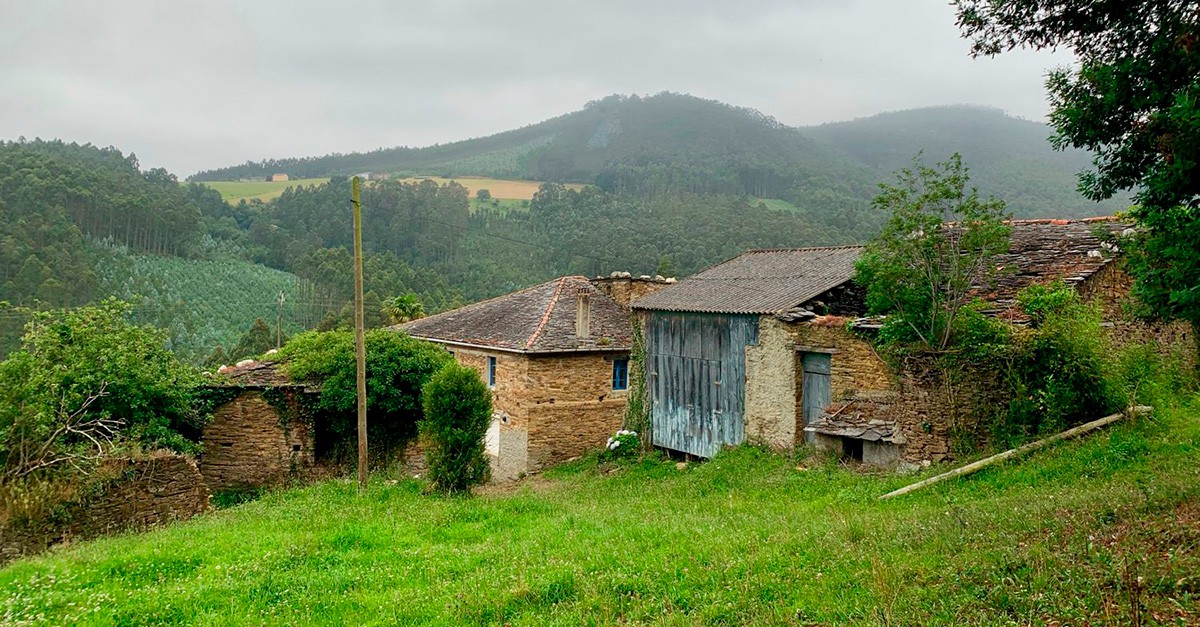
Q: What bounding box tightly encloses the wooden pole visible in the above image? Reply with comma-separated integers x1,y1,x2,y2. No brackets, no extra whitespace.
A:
275,290,285,349
353,176,368,492
878,405,1152,501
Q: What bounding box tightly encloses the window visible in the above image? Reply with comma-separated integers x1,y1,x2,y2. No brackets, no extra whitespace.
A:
487,356,496,388
612,357,629,391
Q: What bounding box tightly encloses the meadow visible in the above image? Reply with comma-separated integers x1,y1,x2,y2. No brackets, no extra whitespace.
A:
196,178,332,203
195,176,583,205
1,401,1197,625
395,175,584,200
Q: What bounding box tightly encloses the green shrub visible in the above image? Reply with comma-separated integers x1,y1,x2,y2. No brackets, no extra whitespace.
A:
420,363,492,493
602,430,640,462
0,300,205,482
278,329,452,458
995,283,1121,447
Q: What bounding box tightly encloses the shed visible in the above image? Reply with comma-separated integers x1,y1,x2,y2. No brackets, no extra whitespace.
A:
199,361,316,492
632,246,865,458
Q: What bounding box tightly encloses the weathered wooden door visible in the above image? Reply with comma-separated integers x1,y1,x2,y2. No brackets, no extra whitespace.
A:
801,352,831,442
646,312,758,458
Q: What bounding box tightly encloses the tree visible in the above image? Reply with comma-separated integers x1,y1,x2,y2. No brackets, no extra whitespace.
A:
382,293,425,325
278,329,452,452
855,153,1012,351
420,362,492,493
0,299,205,479
230,318,276,360
475,188,491,201
954,0,1200,338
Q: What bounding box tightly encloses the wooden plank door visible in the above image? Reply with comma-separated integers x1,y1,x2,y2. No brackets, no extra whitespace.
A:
801,352,831,442
647,312,757,457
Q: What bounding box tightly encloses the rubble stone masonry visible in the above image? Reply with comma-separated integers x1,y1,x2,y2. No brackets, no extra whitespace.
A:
447,347,627,478
1078,262,1198,370
199,390,313,492
1,454,210,563
524,353,627,471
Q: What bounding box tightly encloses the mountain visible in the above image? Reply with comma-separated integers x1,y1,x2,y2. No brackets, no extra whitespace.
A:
192,93,1126,218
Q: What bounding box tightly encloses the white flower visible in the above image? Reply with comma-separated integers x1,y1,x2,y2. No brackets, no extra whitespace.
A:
609,441,620,450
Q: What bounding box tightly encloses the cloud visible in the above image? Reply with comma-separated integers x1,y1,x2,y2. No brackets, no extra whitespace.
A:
0,0,1073,176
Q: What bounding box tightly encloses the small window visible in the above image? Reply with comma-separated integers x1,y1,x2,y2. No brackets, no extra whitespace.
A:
487,356,496,388
612,357,629,391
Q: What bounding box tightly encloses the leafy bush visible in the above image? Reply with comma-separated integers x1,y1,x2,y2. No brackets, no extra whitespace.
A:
278,329,452,457
420,363,492,493
602,430,640,461
0,300,204,481
996,283,1121,446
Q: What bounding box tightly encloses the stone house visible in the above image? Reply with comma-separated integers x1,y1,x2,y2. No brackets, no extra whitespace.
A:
633,217,1194,468
200,361,316,492
267,173,289,182
397,274,670,480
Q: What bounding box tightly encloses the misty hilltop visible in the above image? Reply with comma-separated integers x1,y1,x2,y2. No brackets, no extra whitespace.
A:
192,93,1125,219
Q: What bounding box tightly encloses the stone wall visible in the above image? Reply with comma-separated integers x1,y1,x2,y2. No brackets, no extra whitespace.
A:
445,347,627,478
199,389,313,493
744,316,896,451
524,353,627,471
590,276,674,308
1078,261,1198,370
447,347,531,481
1,454,210,563
745,317,801,449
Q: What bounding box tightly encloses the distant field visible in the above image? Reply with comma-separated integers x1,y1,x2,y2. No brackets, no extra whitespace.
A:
195,176,582,204
398,176,584,200
196,178,332,203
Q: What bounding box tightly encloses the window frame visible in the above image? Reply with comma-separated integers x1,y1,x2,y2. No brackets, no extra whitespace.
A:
612,357,629,391
487,356,497,388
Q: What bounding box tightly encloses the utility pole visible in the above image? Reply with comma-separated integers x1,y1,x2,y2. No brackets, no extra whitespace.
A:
275,291,285,349
352,176,368,492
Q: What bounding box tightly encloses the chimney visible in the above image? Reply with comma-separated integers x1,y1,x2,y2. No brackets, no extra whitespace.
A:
575,290,590,338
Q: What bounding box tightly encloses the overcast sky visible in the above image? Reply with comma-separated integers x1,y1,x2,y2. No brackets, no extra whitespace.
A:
0,0,1073,177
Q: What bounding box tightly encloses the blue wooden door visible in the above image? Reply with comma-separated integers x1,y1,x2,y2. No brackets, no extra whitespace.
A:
646,312,758,458
801,352,831,442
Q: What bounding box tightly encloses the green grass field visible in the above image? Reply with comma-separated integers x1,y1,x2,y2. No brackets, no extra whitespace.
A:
398,176,584,200
196,178,331,203
3,403,1197,625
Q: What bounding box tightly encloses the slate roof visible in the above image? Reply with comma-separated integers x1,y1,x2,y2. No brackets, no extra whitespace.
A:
208,360,315,390
632,246,864,314
632,217,1128,317
804,416,906,444
979,217,1129,318
395,276,632,353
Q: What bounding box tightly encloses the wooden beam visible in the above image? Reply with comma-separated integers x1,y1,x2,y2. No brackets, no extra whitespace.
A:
878,406,1152,501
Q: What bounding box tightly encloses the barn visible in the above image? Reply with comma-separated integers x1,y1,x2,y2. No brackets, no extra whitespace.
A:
633,218,1196,468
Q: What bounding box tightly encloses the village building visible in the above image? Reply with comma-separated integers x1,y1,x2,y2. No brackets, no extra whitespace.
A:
397,274,670,480
632,217,1194,469
267,173,289,182
199,361,316,492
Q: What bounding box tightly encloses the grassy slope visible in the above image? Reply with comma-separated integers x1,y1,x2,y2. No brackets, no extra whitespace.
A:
2,404,1198,625
198,178,331,203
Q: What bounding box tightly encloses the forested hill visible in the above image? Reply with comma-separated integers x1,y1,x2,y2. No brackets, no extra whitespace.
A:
192,93,1126,218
